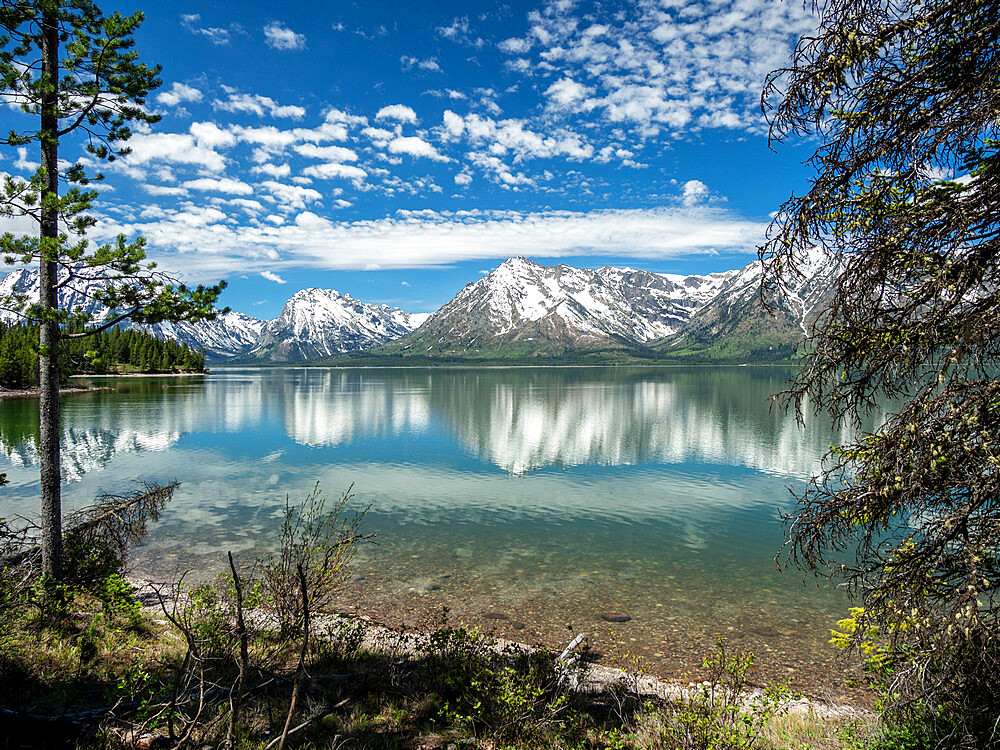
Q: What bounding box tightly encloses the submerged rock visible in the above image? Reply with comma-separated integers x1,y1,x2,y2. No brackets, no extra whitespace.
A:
601,613,632,623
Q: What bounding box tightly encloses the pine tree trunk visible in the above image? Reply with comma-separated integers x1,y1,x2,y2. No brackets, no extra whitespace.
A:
38,5,62,581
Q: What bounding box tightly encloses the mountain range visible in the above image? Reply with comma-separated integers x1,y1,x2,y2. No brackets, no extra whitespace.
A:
0,253,837,364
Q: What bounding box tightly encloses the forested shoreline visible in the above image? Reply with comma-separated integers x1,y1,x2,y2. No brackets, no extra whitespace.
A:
0,323,205,389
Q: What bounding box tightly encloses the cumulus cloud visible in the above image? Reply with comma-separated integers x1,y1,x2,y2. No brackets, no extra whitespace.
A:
682,179,710,206
301,162,368,181
498,37,532,54
156,82,203,107
447,112,593,165
375,104,418,124
258,180,324,210
545,78,593,109
251,163,292,178
387,136,449,162
294,144,358,162
261,270,287,284
182,177,253,195
502,0,817,136
264,21,306,50
121,122,235,173
441,110,465,139
214,92,306,119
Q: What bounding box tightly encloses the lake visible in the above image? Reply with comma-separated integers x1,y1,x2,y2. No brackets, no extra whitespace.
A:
0,366,872,700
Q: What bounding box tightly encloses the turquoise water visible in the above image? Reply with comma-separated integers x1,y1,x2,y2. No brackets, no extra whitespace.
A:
0,366,873,697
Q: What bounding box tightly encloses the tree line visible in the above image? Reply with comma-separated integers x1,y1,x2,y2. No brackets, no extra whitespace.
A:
0,322,205,389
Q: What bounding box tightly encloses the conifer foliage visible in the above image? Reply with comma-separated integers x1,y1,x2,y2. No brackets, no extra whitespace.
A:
762,0,1000,745
0,322,205,388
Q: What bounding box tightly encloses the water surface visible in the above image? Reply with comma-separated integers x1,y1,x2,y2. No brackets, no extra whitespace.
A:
0,366,872,700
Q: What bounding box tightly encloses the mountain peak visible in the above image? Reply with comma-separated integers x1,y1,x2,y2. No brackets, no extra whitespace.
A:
494,256,540,272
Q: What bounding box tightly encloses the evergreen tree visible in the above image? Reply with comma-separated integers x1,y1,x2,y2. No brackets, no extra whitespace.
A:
0,0,225,579
762,0,1000,743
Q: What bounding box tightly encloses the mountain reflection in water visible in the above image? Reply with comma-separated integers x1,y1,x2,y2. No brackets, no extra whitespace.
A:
1,367,872,482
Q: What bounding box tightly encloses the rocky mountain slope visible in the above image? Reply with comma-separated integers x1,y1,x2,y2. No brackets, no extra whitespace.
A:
2,251,841,364
375,257,739,358
654,248,841,361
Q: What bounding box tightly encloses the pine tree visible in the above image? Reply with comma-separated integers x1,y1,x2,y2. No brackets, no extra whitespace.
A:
0,0,226,580
762,0,1000,742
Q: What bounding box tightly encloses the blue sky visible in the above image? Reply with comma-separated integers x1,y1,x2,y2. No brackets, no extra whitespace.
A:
2,0,819,318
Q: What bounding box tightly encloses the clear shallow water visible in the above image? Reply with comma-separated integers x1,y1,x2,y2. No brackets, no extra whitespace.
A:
0,366,873,699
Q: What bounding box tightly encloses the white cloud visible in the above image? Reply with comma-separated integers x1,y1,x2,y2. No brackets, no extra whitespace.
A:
506,0,817,136
120,126,232,173
301,162,368,181
189,121,237,148
454,172,473,186
180,14,231,45
294,144,358,162
95,205,765,279
214,92,305,119
435,16,484,47
545,77,593,108
182,177,254,195
498,37,532,54
387,136,448,162
261,270,287,284
375,104,418,124
263,21,306,50
682,179,710,206
258,181,323,210
401,56,442,72
14,147,38,171
156,82,203,107
251,163,292,178
448,113,592,164
441,110,465,139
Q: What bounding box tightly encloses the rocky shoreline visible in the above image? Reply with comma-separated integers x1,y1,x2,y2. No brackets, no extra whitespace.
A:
128,575,872,726
0,384,106,399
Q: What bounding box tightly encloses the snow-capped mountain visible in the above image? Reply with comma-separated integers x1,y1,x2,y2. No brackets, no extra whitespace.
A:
2,252,841,364
145,312,267,358
379,257,739,357
250,288,430,362
378,257,729,356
